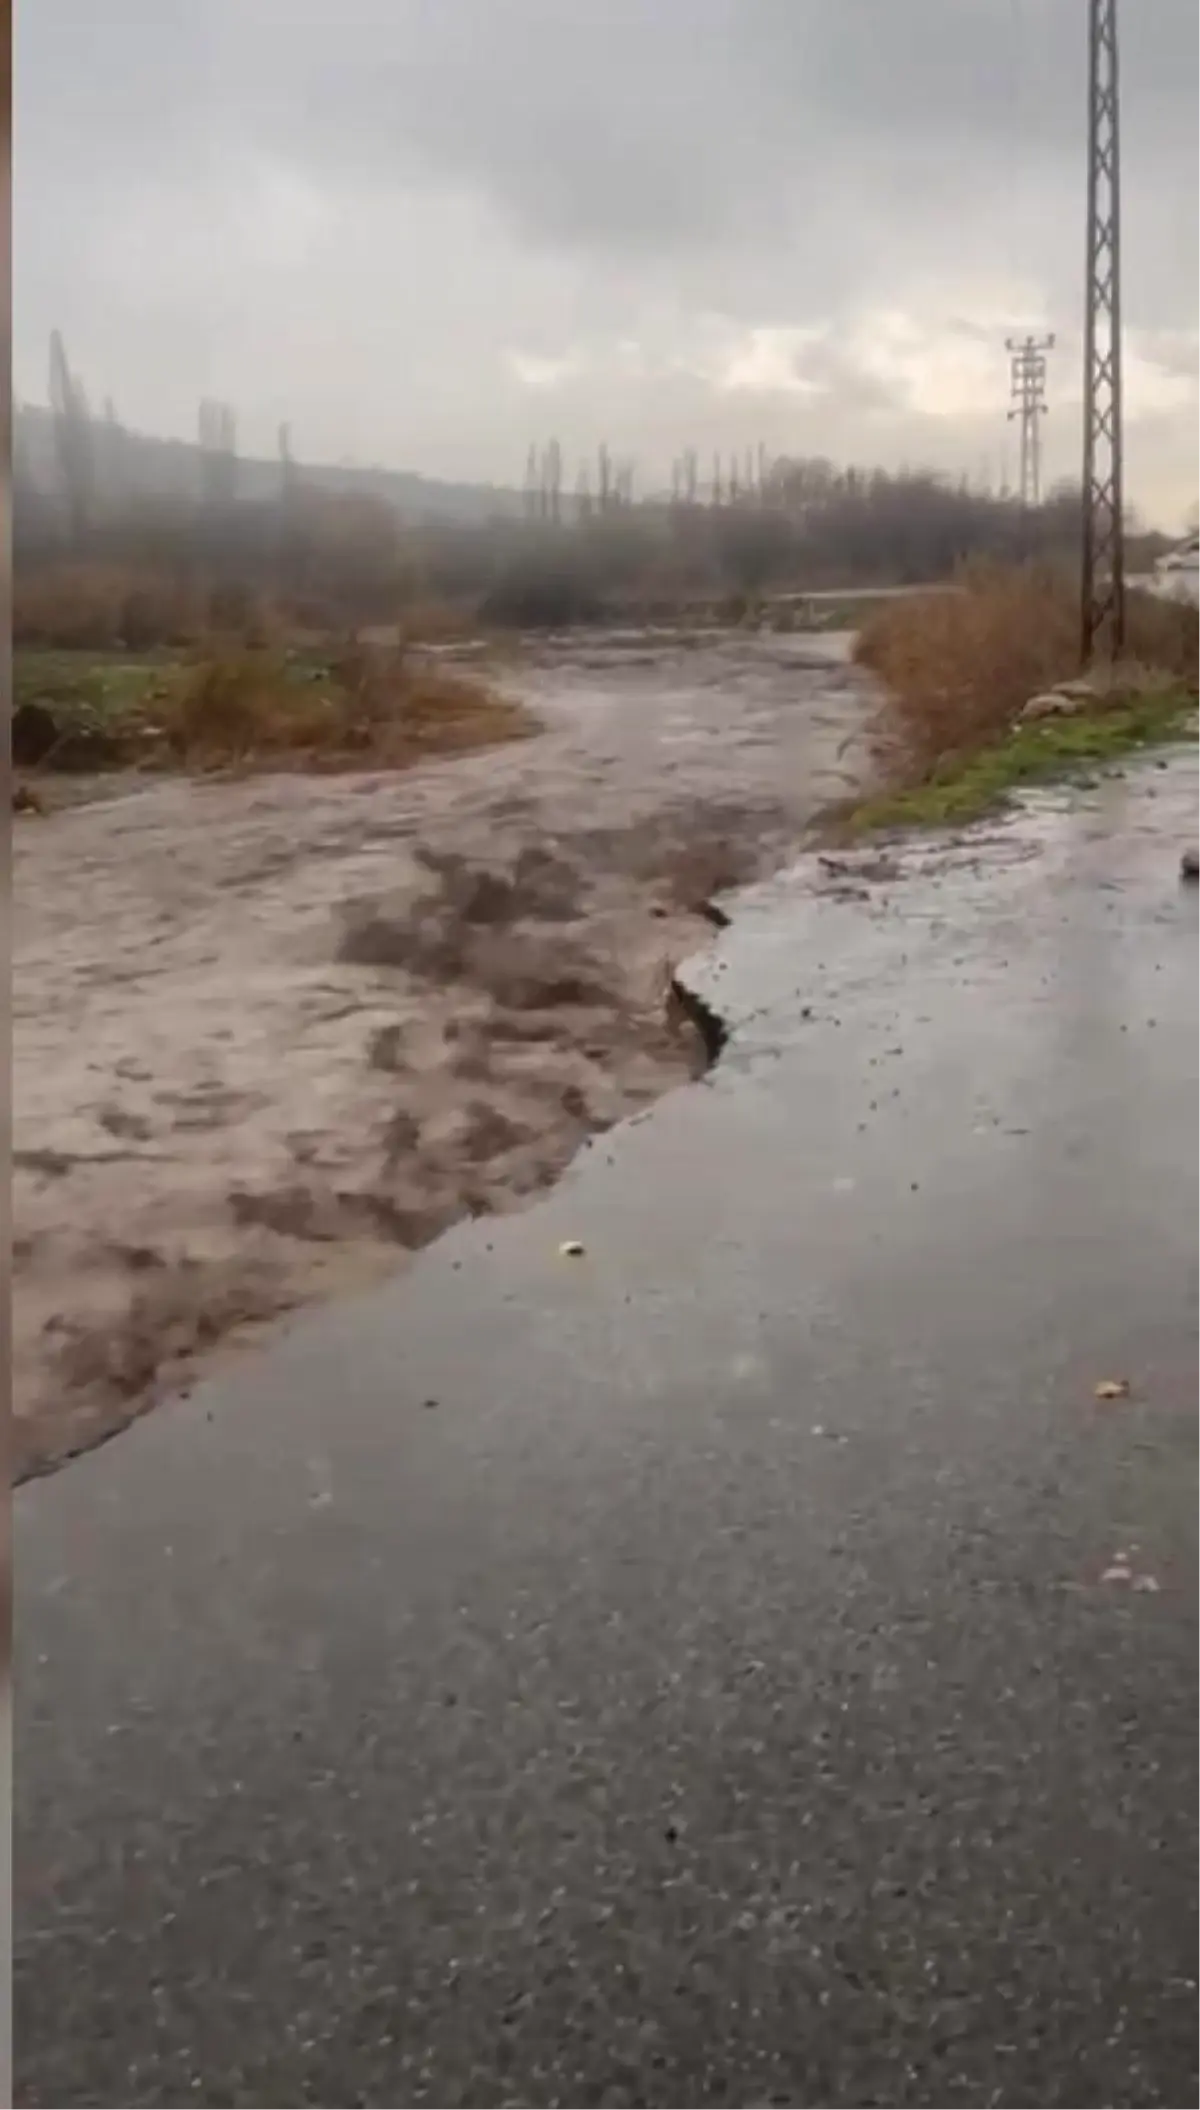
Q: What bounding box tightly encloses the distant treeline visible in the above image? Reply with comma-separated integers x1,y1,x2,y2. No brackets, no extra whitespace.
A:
14,333,1174,646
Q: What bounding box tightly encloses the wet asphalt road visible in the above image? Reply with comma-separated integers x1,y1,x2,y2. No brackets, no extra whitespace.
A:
14,754,1199,2109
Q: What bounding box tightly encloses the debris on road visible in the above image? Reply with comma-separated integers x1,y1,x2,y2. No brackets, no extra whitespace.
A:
1094,1536,1167,1594
1094,1377,1132,1401
817,851,901,885
1099,1551,1163,1593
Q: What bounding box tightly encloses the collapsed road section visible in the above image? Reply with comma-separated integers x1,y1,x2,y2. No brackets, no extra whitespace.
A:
13,628,874,1479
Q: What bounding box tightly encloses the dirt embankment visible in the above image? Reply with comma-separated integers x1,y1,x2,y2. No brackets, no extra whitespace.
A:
13,630,875,1479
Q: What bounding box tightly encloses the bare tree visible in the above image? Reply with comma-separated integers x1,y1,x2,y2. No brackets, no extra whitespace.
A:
576,460,593,520
523,443,539,521
48,330,95,546
198,399,238,511
541,438,563,525
100,397,127,513
278,422,296,502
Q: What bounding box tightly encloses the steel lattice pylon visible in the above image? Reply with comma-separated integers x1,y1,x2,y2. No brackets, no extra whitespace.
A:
1006,333,1055,508
1081,0,1125,665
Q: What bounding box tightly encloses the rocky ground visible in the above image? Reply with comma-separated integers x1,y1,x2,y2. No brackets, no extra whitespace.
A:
12,628,875,1479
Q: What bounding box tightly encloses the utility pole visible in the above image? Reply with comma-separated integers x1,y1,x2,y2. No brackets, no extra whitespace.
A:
1005,333,1054,508
542,438,563,526
278,423,296,504
1081,0,1125,664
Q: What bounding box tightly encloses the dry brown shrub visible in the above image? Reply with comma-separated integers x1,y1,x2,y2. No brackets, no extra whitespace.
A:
396,597,474,643
13,562,286,651
163,644,536,770
14,564,199,650
855,560,1198,769
162,654,292,763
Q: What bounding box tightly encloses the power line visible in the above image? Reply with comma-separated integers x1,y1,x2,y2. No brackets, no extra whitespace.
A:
1005,333,1054,507
1081,0,1125,665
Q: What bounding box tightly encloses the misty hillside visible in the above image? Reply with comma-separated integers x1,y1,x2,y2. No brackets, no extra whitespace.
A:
14,402,525,526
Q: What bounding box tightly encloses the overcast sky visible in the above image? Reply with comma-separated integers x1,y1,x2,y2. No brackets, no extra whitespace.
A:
14,0,1199,523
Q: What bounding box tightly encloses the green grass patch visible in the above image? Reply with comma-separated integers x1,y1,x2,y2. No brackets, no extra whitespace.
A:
12,646,349,768
13,642,537,778
798,595,894,632
14,647,182,718
845,687,1198,835
14,646,336,717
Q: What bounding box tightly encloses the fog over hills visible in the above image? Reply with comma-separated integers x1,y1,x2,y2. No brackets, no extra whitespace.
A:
14,402,525,526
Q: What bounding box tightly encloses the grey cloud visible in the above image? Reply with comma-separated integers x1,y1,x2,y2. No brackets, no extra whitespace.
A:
261,0,1197,278
1133,327,1200,380
788,334,903,418
19,1,1197,284
13,0,1199,520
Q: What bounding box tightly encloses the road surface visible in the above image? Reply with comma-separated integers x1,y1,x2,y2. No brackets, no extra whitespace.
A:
14,751,1198,2109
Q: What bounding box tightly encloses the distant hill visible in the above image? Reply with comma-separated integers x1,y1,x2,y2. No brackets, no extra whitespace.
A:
13,403,525,526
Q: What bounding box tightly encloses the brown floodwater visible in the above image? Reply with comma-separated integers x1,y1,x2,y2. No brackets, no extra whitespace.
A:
13,627,879,1477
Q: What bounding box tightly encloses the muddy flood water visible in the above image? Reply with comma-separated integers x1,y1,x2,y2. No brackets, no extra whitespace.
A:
13,628,878,1477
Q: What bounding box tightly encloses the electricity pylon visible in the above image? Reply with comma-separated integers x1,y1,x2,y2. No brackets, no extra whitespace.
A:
1006,334,1054,507
1081,0,1125,664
